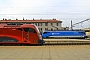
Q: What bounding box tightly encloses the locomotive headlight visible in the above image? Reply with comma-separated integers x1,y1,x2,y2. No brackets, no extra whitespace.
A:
39,35,43,40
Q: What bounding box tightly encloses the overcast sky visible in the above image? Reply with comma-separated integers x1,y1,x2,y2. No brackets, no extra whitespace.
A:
0,0,90,29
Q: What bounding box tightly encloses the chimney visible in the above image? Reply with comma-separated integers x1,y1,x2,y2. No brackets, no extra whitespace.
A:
40,18,42,20
33,18,34,20
5,18,7,20
3,18,4,20
16,18,18,20
23,17,24,20
8,19,11,20
53,18,56,20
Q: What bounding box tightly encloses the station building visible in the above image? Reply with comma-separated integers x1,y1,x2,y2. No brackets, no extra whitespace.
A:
0,18,69,33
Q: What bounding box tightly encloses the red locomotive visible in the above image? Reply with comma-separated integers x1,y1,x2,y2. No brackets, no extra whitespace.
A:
0,24,44,45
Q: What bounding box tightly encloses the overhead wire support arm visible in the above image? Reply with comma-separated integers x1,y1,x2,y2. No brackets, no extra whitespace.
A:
72,18,90,27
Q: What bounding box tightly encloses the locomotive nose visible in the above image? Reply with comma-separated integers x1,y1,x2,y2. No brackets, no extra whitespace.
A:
39,35,43,40
38,35,45,44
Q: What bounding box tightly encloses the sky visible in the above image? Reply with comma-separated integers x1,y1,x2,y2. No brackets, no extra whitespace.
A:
0,0,90,29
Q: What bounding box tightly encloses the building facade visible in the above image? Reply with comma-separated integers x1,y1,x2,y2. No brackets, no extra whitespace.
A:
0,18,68,33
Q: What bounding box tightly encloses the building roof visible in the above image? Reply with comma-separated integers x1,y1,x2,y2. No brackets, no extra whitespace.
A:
0,19,62,23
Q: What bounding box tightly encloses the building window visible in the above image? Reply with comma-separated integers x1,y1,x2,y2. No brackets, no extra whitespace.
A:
38,23,39,26
38,23,42,26
51,28,53,31
45,23,48,26
38,28,42,31
39,23,42,26
34,23,37,26
26,22,31,24
41,28,42,31
57,28,58,30
51,23,53,26
57,23,58,26
64,28,66,30
38,28,40,31
45,28,48,30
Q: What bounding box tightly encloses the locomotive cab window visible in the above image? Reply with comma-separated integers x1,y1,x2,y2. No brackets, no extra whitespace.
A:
81,32,85,34
24,28,29,32
43,32,49,34
43,32,47,34
79,32,85,34
24,28,36,33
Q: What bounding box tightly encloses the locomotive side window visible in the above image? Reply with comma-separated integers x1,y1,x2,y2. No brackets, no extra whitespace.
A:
17,28,22,31
24,28,36,33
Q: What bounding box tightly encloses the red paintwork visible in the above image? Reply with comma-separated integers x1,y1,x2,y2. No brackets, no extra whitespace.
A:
0,24,40,44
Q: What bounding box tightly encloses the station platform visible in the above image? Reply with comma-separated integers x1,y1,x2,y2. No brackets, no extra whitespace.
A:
44,39,90,41
44,39,90,45
0,45,90,60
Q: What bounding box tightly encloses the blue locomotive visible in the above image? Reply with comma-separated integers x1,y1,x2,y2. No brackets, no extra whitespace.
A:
42,30,88,39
